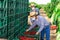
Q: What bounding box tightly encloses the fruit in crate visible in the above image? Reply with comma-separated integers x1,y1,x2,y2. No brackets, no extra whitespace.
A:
50,25,57,30
30,31,36,35
20,36,35,40
24,31,36,35
24,31,30,34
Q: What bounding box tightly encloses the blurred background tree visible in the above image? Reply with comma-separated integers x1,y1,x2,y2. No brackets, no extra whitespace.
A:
44,0,60,18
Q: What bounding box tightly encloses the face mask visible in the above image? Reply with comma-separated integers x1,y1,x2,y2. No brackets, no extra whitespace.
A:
32,7,35,10
36,12,38,15
31,17,35,22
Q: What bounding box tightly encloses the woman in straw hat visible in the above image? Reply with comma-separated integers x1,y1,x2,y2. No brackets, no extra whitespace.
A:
29,3,40,15
26,11,50,40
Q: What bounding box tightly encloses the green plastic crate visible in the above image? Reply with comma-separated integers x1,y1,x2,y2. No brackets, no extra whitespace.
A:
0,25,7,38
0,0,29,40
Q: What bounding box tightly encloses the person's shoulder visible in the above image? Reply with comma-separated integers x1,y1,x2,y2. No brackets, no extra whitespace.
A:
38,15,43,18
38,15,44,19
36,8,39,10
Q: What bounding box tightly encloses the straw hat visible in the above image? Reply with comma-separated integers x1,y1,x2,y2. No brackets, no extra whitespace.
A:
40,8,44,12
40,8,46,13
29,12,36,17
29,12,39,17
29,4,36,7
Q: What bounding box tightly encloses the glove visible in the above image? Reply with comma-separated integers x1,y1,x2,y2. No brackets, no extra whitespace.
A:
26,29,29,32
36,32,39,35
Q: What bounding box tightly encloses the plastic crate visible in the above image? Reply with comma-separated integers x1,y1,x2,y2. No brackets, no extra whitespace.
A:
15,14,20,19
0,0,28,40
0,25,7,38
8,9,14,15
15,20,20,25
8,21,14,30
19,36,36,40
15,8,20,14
20,26,40,40
13,37,19,40
19,34,40,40
0,21,3,27
8,28,14,37
16,1,20,8
3,19,7,25
0,18,6,27
8,16,15,22
0,1,3,8
8,0,15,8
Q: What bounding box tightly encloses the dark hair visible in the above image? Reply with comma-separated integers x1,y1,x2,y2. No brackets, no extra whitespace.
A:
28,11,30,15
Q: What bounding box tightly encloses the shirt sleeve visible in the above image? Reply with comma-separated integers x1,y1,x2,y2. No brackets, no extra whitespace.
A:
28,21,37,31
37,18,45,33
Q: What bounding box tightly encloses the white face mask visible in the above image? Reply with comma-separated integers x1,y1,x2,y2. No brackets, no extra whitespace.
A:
32,7,35,10
31,17,35,21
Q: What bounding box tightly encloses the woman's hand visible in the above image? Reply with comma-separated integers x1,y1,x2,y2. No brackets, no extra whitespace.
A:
36,32,39,35
26,29,29,32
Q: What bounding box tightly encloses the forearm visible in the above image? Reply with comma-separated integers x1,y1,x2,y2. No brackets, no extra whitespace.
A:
37,26,44,33
28,21,37,31
37,18,45,33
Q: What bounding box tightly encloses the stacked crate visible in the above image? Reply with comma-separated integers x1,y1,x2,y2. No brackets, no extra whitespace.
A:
7,0,28,40
0,0,7,38
0,0,29,40
19,0,28,36
7,0,16,40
